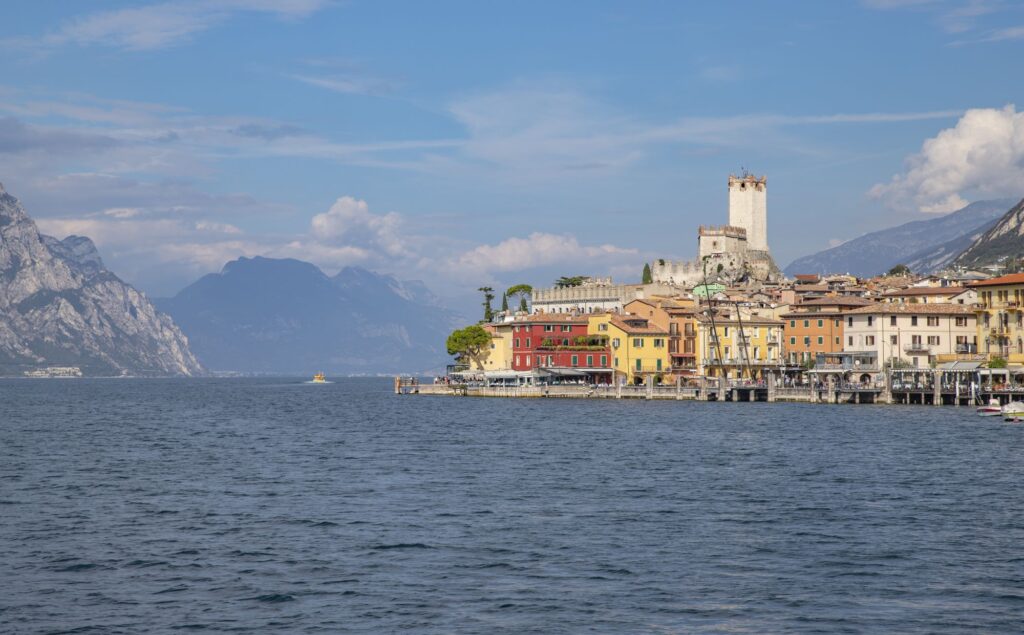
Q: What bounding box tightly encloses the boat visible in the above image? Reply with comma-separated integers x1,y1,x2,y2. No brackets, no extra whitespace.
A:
311,372,327,384
977,398,1003,417
1003,401,1024,422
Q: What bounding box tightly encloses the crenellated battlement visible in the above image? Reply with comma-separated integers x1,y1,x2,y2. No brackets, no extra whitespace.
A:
698,224,747,239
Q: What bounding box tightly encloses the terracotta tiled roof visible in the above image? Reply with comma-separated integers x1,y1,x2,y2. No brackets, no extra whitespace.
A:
881,286,968,297
796,296,874,307
609,315,668,335
516,313,588,324
968,273,1024,287
844,303,975,315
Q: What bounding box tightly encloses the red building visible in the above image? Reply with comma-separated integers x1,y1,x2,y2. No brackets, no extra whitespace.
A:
510,314,612,383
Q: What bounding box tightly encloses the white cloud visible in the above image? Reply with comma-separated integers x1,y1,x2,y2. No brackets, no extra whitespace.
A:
869,105,1024,213
26,0,330,51
310,196,406,257
447,232,638,274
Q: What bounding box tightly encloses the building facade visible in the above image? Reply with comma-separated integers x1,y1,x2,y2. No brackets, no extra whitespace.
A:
588,313,670,384
510,314,611,382
698,311,783,379
843,304,976,369
970,273,1024,361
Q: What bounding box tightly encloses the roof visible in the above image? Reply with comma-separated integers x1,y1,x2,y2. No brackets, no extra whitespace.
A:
795,296,874,307
609,315,668,335
516,313,588,324
794,284,829,292
794,274,820,282
845,303,975,315
881,286,967,297
968,273,1024,288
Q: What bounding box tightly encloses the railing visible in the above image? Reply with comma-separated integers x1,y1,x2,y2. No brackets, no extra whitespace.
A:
815,363,880,371
903,344,931,354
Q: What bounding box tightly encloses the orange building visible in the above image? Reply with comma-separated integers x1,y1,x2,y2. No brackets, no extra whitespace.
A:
780,297,875,365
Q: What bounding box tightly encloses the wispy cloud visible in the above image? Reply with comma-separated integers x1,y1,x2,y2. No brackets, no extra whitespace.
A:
11,0,331,52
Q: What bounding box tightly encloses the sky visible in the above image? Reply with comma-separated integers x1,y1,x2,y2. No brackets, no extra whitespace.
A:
1,0,1023,305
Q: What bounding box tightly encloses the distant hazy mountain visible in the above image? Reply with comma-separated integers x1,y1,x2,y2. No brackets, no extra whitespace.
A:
0,183,202,376
952,198,1024,270
784,199,1015,277
156,257,463,375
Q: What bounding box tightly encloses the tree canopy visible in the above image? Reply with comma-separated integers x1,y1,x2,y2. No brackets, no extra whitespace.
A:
887,264,912,276
446,325,492,370
506,284,533,313
642,263,653,284
478,286,495,322
555,276,589,288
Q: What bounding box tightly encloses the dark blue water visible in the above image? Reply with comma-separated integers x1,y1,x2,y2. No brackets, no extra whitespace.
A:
2,378,1023,633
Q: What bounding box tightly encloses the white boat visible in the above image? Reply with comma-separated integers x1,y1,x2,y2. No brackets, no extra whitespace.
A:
977,398,1003,417
1003,401,1024,422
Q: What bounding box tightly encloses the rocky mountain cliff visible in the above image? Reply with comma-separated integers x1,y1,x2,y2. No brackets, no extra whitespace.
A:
784,199,1015,277
952,198,1024,270
0,183,202,376
156,256,462,375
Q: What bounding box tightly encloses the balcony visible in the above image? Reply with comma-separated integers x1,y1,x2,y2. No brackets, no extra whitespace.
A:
903,343,931,354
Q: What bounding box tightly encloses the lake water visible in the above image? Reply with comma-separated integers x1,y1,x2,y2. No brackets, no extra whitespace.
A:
2,378,1023,633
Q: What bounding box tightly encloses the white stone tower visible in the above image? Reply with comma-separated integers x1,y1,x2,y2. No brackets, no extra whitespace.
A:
727,173,768,251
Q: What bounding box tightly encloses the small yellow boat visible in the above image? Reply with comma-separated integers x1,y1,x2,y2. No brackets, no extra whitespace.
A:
311,372,327,384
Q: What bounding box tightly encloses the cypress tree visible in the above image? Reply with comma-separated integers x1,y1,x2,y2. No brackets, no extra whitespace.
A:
642,263,653,284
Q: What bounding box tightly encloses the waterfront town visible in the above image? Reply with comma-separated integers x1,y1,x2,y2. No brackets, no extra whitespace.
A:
421,174,1024,405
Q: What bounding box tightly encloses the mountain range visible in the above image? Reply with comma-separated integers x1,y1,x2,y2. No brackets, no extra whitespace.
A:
784,199,1016,277
156,257,463,375
0,183,202,376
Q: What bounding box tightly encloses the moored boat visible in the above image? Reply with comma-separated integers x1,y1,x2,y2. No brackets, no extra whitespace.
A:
1003,401,1024,422
311,372,327,384
977,398,1002,417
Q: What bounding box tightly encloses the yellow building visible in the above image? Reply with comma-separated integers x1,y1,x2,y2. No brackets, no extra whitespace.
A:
697,310,783,379
970,274,1024,361
588,313,670,384
480,323,514,371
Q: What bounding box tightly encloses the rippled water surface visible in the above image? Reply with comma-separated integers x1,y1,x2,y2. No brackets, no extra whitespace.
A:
3,378,1024,633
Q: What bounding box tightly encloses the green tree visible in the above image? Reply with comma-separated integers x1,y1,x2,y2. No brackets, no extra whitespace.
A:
478,286,495,322
555,276,588,288
642,263,653,284
887,264,912,277
989,356,1008,369
446,325,492,370
501,292,509,313
506,283,533,313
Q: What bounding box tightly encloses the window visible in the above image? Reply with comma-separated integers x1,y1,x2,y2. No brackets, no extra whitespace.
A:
653,338,664,347
848,316,853,327
599,323,608,332
635,359,642,371
955,316,967,327
803,336,810,346
548,355,554,366
536,355,542,367
866,335,875,346
890,316,897,326
835,320,841,327
656,359,662,371
601,355,608,367
562,338,569,346
586,355,593,367
911,316,918,326
612,338,620,348
544,325,553,332
927,316,939,327
515,338,520,348
835,337,840,345
514,326,519,333
515,355,520,366
804,320,810,328
790,336,796,345
817,319,823,328
890,335,897,345
633,338,643,348
848,336,853,346
817,336,823,345
927,336,940,346
562,325,571,332
571,355,578,367
526,356,531,367
613,357,618,367
526,338,531,347
490,343,495,350
790,319,796,328
867,316,874,326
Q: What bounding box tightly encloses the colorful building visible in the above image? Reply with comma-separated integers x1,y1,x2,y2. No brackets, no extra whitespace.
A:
780,296,874,365
510,314,612,382
588,313,670,384
623,298,700,378
843,304,976,369
697,309,783,379
970,273,1024,361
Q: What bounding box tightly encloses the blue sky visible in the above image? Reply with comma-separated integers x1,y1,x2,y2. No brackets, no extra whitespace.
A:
1,0,1023,301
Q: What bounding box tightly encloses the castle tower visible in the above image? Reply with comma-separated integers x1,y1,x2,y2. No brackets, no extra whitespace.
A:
727,174,768,251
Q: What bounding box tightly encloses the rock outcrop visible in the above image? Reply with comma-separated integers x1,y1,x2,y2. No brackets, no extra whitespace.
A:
0,182,202,376
952,198,1024,270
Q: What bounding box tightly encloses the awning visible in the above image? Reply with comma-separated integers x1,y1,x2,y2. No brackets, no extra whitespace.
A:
484,370,531,379
936,361,982,371
539,368,590,377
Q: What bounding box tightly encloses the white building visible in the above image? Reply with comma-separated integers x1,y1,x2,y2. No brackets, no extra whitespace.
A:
728,173,768,251
843,304,977,369
530,278,682,314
